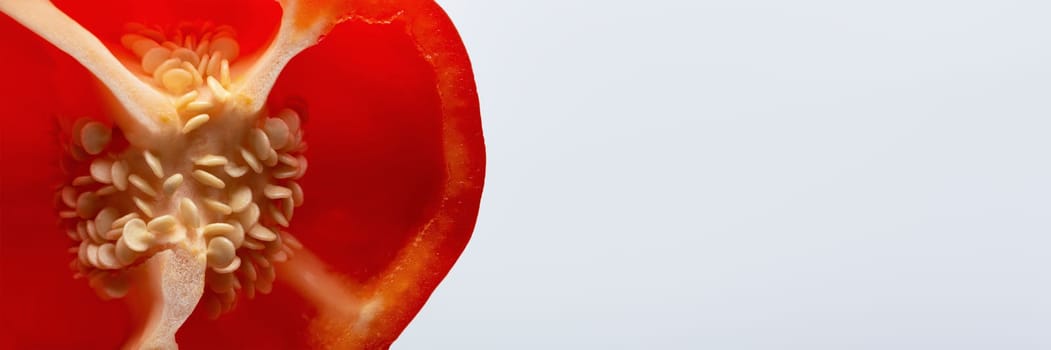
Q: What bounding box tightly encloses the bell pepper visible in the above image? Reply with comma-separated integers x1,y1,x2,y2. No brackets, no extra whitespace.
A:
0,0,484,348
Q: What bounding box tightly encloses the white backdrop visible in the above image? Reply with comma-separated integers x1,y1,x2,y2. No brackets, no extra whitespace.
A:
398,1,1051,348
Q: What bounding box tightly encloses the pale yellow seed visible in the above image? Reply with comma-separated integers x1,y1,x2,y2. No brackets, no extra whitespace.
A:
270,205,289,227
281,197,294,222
95,186,118,196
81,122,111,155
206,52,222,78
241,238,265,250
111,161,130,191
295,156,307,178
71,118,90,147
196,43,210,61
85,219,103,243
196,52,211,77
262,148,279,167
194,154,228,167
61,186,77,208
138,27,164,42
141,47,172,74
220,59,231,86
185,35,197,53
76,192,101,219
86,244,100,267
207,234,236,269
224,162,248,178
241,259,258,281
152,58,182,84
247,225,277,242
115,237,140,265
161,68,194,94
133,197,155,218
111,212,139,229
161,40,180,51
240,203,260,228
206,76,230,102
175,90,199,108
89,158,114,184
277,108,301,133
122,218,153,252
75,221,89,241
191,170,226,189
228,222,246,247
121,33,158,56
147,215,179,236
103,228,122,241
229,187,252,212
274,167,297,179
143,150,164,178
94,207,118,237
72,176,95,186
249,128,272,161
171,47,200,66
202,223,235,238
128,174,158,197
277,153,299,167
163,174,184,194
240,148,262,173
97,243,121,269
213,256,241,274
179,198,201,228
182,114,210,134
211,36,239,61
289,181,304,207
131,39,160,57
180,61,204,86
77,241,90,265
186,101,215,114
203,199,233,215
263,185,291,199
264,118,290,150
119,32,143,48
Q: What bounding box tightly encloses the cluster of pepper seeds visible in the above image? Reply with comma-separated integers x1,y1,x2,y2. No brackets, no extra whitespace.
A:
58,110,308,316
55,23,311,318
121,22,240,131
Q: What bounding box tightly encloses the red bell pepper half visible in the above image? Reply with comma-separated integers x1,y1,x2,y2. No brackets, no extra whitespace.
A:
0,0,484,348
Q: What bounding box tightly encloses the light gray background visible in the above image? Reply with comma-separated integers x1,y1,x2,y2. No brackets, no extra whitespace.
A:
399,1,1051,349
